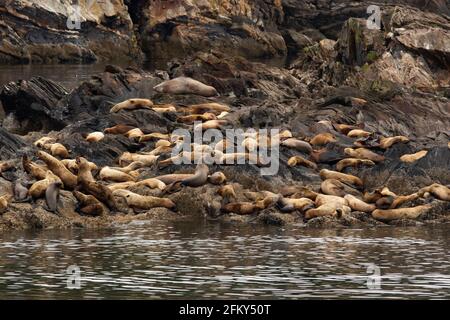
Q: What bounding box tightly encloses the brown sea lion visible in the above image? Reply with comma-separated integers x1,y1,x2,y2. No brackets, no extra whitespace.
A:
319,169,363,188
344,148,385,162
418,184,450,201
379,136,409,149
321,179,361,197
217,185,237,205
278,197,315,213
177,113,217,124
208,172,227,185
76,157,96,184
62,159,98,174
179,164,209,188
400,150,428,163
372,205,432,221
309,133,336,146
344,195,376,213
347,129,371,139
99,167,136,183
287,156,318,170
154,77,218,97
43,143,70,159
281,138,313,154
86,132,105,143
37,151,77,189
0,160,15,173
104,124,136,135
138,133,171,142
80,181,118,211
73,191,108,216
221,202,264,215
29,171,62,199
0,194,12,214
110,98,154,113
336,158,375,172
186,103,230,114
390,193,420,209
113,189,176,211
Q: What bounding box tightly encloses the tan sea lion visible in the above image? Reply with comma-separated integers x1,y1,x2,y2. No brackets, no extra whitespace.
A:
73,191,108,216
390,193,420,209
154,174,194,185
119,152,159,166
124,128,145,140
278,197,315,213
321,179,361,197
287,156,318,170
152,105,177,113
154,77,218,97
186,103,230,114
86,132,105,143
347,129,371,139
104,124,136,135
344,194,376,213
107,181,136,192
62,159,97,174
281,138,313,154
333,123,364,135
400,150,428,163
221,202,264,215
315,194,348,210
76,157,96,184
109,161,144,174
113,189,176,211
309,133,336,146
135,178,166,191
44,143,69,159
34,137,56,148
100,167,136,183
29,171,62,199
336,158,375,172
344,148,385,162
0,194,12,214
217,185,237,204
372,205,432,221
142,146,172,157
280,186,318,200
305,204,343,219
208,172,227,185
110,98,154,113
139,133,171,143
177,113,217,124
194,120,228,131
319,169,363,188
155,140,172,148
37,151,77,189
418,184,450,201
379,136,409,149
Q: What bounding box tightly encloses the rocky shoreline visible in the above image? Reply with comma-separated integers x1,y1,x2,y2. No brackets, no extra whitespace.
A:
0,1,449,231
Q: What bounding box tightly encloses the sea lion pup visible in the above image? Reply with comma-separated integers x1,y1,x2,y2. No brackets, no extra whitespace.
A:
379,136,409,149
186,102,230,114
418,183,450,201
278,197,315,213
333,123,364,135
29,171,62,199
99,167,136,183
177,113,217,124
110,98,154,113
321,179,361,197
400,150,428,163
135,178,166,191
344,148,385,162
73,191,108,216
104,124,136,135
281,138,313,154
347,129,371,139
45,181,62,214
34,136,56,148
208,172,227,185
113,189,175,211
319,169,364,189
85,132,105,143
372,205,432,221
139,132,171,143
154,77,218,97
0,194,12,214
344,195,376,213
37,151,77,190
119,152,159,166
287,156,318,170
194,120,228,131
309,133,336,146
336,158,375,172
390,193,420,209
124,128,145,140
43,143,70,159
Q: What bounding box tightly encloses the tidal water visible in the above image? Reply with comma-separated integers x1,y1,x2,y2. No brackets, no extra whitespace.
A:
0,220,449,299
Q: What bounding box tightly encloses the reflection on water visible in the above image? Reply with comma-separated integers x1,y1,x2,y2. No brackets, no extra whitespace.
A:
0,220,449,299
0,63,137,90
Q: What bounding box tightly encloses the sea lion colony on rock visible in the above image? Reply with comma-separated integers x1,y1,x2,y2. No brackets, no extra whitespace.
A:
0,78,449,226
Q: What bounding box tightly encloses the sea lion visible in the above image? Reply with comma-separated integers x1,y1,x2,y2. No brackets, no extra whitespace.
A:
155,140,172,148
179,164,209,188
37,151,77,189
44,143,69,159
309,133,336,146
142,146,172,157
104,124,136,135
0,160,15,173
390,193,420,209
100,167,136,183
400,150,428,163
119,152,159,166
13,180,30,202
319,169,363,188
76,157,96,184
135,178,166,191
81,181,118,211
107,181,136,192
221,202,264,215
186,102,230,114
45,181,62,213
379,136,409,149
344,148,385,162
86,132,105,143
113,189,176,211
73,191,108,216
29,171,62,199
278,197,315,213
217,185,237,205
418,184,450,201
208,172,227,185
0,194,12,214
363,190,383,203
110,98,154,113
375,196,395,209
110,161,144,174
34,137,55,148
214,151,261,166
344,194,376,213
281,138,313,154
62,159,98,174
305,204,340,219
287,156,318,170
139,133,171,142
333,123,364,135
321,179,361,197
315,194,348,210
152,105,177,113
336,158,375,172
177,113,217,124
154,174,194,185
194,120,228,131
347,129,371,139
310,148,345,164
372,205,432,221
154,77,218,97
125,128,145,140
